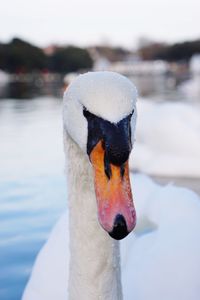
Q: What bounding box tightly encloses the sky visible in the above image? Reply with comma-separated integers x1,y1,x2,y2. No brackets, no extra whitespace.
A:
0,0,199,49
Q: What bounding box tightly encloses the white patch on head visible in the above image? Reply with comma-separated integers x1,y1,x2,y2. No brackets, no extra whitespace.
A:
66,71,137,123
63,71,137,152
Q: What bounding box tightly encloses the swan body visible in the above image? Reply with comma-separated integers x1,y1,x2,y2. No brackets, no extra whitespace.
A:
23,174,200,300
23,71,200,300
131,99,200,177
179,76,200,98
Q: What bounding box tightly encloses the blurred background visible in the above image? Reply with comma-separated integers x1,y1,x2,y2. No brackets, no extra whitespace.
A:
0,0,200,299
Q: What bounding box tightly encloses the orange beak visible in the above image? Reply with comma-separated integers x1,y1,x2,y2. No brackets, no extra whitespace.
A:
90,141,136,239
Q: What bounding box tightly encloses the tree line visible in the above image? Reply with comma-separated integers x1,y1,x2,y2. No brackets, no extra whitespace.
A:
0,38,93,73
138,40,200,62
1,37,200,74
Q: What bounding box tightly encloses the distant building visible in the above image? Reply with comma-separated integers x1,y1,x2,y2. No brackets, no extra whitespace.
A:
0,70,10,85
190,54,200,75
93,57,111,71
92,55,169,76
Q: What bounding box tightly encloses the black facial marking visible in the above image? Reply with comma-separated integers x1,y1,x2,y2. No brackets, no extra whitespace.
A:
83,107,133,167
83,108,102,156
120,164,125,179
104,152,112,180
101,140,105,150
103,117,132,166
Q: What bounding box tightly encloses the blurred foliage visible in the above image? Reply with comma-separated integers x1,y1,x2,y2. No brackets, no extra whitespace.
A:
0,38,47,72
48,46,93,73
139,40,200,62
90,46,131,62
1,37,200,73
157,40,200,61
138,43,166,61
0,38,93,73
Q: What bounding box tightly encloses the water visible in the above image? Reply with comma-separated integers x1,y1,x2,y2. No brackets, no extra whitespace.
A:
0,97,67,300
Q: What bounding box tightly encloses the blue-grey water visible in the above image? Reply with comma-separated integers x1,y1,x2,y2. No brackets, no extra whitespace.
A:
0,97,67,300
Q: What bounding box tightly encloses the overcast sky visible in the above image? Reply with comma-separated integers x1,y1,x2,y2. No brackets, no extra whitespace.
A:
0,0,199,49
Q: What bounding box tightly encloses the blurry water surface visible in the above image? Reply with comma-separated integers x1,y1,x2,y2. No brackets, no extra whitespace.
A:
0,96,67,300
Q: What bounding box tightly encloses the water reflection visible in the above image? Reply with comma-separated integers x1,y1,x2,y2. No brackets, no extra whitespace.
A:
0,72,199,102
0,74,64,99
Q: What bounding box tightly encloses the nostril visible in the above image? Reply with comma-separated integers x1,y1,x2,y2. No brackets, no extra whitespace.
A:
109,214,129,240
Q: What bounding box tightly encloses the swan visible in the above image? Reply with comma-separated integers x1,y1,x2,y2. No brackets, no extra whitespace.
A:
23,71,200,300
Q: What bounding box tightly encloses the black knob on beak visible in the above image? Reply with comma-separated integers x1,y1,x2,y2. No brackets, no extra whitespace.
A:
106,144,130,166
103,116,132,166
109,214,129,240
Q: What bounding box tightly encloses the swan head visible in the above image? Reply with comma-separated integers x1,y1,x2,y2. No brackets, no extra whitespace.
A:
63,71,137,240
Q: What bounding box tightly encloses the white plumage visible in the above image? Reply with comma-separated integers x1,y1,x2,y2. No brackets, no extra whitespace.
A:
23,174,200,300
23,72,200,300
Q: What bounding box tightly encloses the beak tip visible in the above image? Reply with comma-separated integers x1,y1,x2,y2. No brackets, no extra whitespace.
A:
108,214,130,240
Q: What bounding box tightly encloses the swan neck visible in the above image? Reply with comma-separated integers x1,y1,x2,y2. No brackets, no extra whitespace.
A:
64,132,122,300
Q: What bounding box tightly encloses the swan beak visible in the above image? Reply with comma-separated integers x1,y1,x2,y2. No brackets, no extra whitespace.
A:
90,141,136,240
